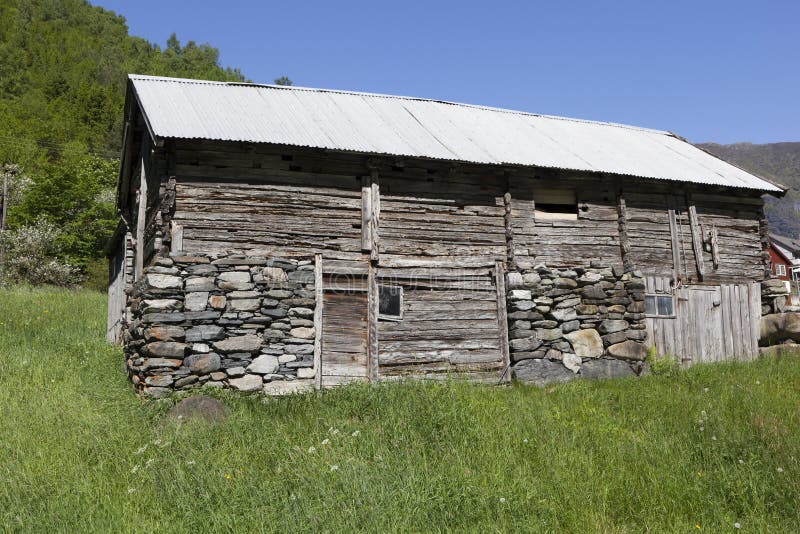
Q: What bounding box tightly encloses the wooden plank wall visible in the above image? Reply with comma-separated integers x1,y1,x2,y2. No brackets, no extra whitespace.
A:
510,174,621,266
171,140,364,259
691,193,765,283
321,290,369,386
645,275,760,364
376,267,504,381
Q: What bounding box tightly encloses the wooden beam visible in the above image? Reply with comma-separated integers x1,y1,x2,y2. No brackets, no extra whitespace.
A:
367,260,379,382
314,253,323,391
494,260,511,383
666,196,682,282
686,193,706,279
503,189,515,268
170,223,183,254
617,189,633,272
361,175,372,251
370,168,380,263
709,225,720,270
134,156,147,281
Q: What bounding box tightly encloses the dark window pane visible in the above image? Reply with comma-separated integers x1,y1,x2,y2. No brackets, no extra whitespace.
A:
657,296,674,316
645,295,657,315
379,286,402,318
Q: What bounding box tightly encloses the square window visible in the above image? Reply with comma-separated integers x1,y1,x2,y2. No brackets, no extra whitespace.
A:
645,293,674,317
776,264,786,276
378,286,403,320
657,295,674,316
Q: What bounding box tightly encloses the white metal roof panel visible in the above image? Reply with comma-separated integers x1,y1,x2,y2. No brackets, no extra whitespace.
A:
129,74,782,193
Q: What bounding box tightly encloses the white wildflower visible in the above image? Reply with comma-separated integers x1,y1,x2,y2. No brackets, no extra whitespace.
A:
499,497,507,504
523,438,528,444
699,427,704,432
777,467,784,473
127,488,136,494
134,445,147,455
330,465,339,471
756,380,760,385
186,460,195,466
711,436,717,441
328,427,340,436
700,410,707,418
738,459,744,464
131,464,140,474
703,387,709,392
145,458,154,468
307,446,316,454
734,522,741,529
351,430,360,437
321,438,330,445
153,439,161,446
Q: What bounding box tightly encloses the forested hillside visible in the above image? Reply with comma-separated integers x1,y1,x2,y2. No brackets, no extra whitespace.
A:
698,142,800,240
0,0,246,286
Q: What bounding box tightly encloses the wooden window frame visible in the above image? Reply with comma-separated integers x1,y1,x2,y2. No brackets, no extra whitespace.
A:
378,285,403,321
776,263,787,277
644,293,676,319
533,188,578,221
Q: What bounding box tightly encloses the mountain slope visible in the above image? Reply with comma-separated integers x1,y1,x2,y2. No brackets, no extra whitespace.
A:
697,142,800,239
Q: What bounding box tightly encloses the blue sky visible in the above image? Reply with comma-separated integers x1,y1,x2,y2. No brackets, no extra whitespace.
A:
96,0,799,144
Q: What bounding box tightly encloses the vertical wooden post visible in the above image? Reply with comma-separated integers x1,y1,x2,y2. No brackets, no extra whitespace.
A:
503,170,515,268
667,196,682,282
617,189,633,272
313,254,323,391
495,260,511,383
685,192,705,279
367,261,379,382
134,157,147,281
369,168,380,263
170,223,183,254
709,225,720,270
361,175,372,251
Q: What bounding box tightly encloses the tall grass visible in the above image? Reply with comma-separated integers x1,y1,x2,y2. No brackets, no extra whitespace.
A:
1,287,799,532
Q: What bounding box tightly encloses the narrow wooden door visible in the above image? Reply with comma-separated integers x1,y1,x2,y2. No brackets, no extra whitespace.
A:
321,291,369,386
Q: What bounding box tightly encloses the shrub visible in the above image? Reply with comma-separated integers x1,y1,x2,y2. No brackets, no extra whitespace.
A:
0,219,81,286
645,345,681,376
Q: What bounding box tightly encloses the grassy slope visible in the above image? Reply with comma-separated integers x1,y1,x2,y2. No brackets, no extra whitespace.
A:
1,289,799,532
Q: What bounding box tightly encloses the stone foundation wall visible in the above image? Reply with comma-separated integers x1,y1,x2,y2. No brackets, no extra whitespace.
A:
123,253,317,398
506,263,648,386
761,278,795,315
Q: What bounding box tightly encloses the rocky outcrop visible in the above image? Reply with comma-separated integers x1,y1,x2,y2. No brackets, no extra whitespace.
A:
760,312,800,346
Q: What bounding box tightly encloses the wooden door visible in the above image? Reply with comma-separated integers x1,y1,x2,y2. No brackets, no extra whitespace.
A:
321,290,369,386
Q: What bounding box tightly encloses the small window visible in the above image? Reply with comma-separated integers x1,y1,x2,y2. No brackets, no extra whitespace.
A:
378,285,403,321
776,264,786,276
534,189,577,220
645,294,674,317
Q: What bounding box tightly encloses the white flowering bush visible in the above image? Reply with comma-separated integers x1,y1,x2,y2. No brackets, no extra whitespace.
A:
0,219,81,286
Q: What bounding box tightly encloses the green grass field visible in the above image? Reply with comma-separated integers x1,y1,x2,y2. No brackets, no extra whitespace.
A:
1,287,799,532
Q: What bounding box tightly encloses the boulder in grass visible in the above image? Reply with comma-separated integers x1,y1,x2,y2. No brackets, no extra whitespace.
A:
164,395,229,423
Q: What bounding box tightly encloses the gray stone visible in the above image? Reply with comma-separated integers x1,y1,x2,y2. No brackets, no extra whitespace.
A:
142,312,185,324
210,371,227,381
549,308,577,322
555,297,581,310
262,308,288,318
562,352,582,373
509,289,532,300
145,342,187,358
509,336,542,352
184,292,209,312
544,348,562,361
183,311,222,321
267,289,293,299
512,358,575,387
225,366,246,377
142,299,181,312
146,273,182,289
185,277,215,292
284,344,314,355
289,307,314,318
212,334,262,354
599,319,629,334
263,380,314,396
262,267,288,282
535,327,563,341
278,354,297,364
577,272,603,284
185,325,226,342
230,299,261,311
534,296,554,306
164,395,229,423
579,358,635,380
760,312,800,345
185,264,218,275
289,327,315,339
248,354,280,375
554,277,578,289
174,375,199,388
192,343,211,353
576,304,598,315
145,374,174,387
297,367,316,379
562,320,580,333
229,374,263,392
506,271,524,289
184,353,221,374
143,387,171,399
564,329,604,358
512,300,535,311
607,340,647,361
602,331,628,345
141,358,182,370
531,320,558,329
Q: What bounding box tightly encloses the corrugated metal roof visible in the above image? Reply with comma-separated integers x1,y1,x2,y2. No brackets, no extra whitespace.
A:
129,74,783,193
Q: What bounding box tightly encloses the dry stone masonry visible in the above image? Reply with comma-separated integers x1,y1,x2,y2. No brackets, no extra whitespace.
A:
123,253,317,398
506,263,648,386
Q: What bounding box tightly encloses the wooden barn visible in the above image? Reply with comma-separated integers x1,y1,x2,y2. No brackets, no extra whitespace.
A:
108,74,785,396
